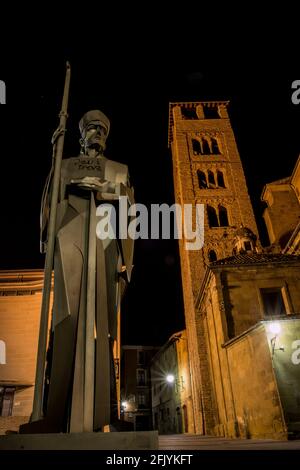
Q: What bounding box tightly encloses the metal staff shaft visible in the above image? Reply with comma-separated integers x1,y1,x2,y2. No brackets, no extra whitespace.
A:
31,62,71,421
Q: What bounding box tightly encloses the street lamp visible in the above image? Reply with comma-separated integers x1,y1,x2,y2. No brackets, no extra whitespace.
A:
166,374,175,384
267,322,284,355
268,322,281,335
165,373,184,391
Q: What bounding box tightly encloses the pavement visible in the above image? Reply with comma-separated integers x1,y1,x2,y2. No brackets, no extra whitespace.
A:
159,433,300,450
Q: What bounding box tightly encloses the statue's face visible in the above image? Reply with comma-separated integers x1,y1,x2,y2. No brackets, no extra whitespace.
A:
82,121,109,154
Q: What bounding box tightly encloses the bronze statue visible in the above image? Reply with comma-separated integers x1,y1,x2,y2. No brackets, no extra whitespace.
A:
20,69,134,433
41,110,134,432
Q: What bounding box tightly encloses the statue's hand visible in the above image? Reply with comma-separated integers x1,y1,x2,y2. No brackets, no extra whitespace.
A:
70,177,109,191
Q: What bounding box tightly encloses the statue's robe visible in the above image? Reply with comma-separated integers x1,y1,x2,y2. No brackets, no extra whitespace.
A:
43,155,134,432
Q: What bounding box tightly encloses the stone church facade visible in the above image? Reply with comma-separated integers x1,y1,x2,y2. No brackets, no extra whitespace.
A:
169,101,300,439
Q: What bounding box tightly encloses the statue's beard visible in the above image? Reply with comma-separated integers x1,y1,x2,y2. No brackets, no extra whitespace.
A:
86,140,105,155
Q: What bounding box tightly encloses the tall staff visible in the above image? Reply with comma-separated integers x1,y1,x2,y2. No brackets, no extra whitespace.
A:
31,62,71,421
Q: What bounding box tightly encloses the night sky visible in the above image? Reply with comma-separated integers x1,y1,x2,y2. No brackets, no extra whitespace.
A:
0,21,299,346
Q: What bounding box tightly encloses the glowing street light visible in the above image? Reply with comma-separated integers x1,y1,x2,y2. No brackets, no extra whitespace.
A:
121,401,128,408
268,322,281,335
267,322,284,355
166,374,175,383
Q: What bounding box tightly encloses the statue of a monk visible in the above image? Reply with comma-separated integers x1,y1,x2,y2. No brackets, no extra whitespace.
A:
30,110,134,433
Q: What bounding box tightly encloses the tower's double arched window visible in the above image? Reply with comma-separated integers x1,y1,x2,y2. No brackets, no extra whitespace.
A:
192,136,221,155
207,205,229,227
197,169,226,189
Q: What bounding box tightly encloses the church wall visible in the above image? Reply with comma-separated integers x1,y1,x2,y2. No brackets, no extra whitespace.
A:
225,325,287,440
198,265,300,439
262,186,300,248
219,264,300,339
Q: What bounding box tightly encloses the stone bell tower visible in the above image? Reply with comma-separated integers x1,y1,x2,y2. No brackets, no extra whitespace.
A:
168,101,259,433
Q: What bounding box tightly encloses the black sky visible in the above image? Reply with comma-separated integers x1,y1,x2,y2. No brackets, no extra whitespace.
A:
0,19,300,346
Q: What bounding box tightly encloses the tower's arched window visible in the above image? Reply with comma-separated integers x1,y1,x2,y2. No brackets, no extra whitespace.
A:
211,137,220,154
207,205,219,227
197,170,207,189
208,170,216,188
219,205,229,226
217,170,225,188
202,138,210,155
192,139,202,156
208,250,217,262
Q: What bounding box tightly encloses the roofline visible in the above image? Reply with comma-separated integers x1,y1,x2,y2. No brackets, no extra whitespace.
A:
149,330,185,366
222,315,300,348
169,100,230,106
0,269,52,292
168,100,230,148
196,255,300,306
261,177,291,201
283,220,300,253
209,255,300,270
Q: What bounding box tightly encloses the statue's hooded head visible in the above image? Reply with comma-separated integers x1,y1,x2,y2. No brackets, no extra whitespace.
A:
79,109,110,155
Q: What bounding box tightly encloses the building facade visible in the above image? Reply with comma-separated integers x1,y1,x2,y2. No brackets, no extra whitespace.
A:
0,270,46,434
121,345,158,431
196,249,300,439
150,330,194,434
169,101,300,439
262,155,300,254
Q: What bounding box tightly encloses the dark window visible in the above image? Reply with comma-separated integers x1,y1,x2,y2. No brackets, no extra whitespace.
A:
137,369,146,386
208,250,217,262
203,106,220,119
197,170,207,189
138,351,145,365
261,288,287,316
0,387,15,417
207,206,219,227
217,170,225,188
138,393,146,406
181,107,198,119
202,138,210,154
208,170,216,188
219,206,229,226
211,137,221,154
192,139,202,155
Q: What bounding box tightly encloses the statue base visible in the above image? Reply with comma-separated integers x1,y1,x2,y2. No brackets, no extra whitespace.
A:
0,430,158,450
